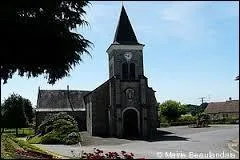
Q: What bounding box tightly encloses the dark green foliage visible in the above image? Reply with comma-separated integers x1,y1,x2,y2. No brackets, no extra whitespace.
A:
178,115,196,122
196,112,210,127
1,0,92,84
160,123,170,128
41,132,64,144
170,121,195,126
184,103,208,116
184,104,199,116
22,99,34,124
199,103,208,113
2,94,28,134
31,112,81,145
159,100,187,123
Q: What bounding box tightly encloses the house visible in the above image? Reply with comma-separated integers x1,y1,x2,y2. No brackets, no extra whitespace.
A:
205,98,239,120
36,5,158,138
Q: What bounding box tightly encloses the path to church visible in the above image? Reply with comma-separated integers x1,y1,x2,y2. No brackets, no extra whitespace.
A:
34,125,239,159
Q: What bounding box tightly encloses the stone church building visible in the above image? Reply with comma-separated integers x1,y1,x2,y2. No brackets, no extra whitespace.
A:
36,6,158,138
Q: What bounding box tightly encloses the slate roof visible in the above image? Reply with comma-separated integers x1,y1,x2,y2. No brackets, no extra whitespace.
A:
205,100,239,114
235,75,239,81
113,6,139,45
36,90,90,112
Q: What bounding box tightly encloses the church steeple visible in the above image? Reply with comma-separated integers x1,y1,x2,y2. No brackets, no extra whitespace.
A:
113,5,139,45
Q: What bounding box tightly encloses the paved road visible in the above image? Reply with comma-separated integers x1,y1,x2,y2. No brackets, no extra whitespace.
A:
34,125,239,159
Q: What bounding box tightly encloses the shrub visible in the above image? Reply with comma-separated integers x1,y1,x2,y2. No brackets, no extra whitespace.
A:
160,116,168,123
178,115,196,122
29,112,80,145
170,121,195,126
160,123,170,127
210,117,239,124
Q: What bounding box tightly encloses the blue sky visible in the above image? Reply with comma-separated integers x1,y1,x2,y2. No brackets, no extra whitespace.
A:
1,1,239,106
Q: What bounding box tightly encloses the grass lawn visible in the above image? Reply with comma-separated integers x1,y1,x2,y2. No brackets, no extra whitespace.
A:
1,128,59,159
3,128,34,137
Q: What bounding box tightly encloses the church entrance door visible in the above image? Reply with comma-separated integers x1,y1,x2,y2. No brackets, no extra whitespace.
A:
123,109,139,138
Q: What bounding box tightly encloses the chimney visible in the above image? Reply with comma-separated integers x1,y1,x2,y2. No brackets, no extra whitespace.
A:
67,85,69,91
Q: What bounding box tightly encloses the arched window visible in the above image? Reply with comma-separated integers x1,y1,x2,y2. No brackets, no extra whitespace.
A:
122,62,128,80
130,63,135,80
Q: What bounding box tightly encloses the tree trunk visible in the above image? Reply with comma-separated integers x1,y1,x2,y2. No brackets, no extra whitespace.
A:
16,128,18,136
0,76,2,136
0,128,4,135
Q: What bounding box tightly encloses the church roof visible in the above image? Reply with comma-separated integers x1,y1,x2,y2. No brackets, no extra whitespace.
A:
113,5,139,45
36,90,90,112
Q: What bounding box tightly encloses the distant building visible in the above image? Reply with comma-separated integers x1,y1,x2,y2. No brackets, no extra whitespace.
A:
205,98,239,120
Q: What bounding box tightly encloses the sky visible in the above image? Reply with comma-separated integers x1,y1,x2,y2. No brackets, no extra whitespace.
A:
1,1,239,107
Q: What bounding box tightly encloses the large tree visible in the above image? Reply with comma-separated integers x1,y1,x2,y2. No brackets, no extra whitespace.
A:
2,93,28,135
1,0,92,84
22,98,34,124
159,100,186,123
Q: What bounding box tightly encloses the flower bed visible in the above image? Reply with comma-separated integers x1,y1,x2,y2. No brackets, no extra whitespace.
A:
15,149,54,159
79,148,145,159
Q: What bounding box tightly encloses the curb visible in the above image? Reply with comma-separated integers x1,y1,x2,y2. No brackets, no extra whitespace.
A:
32,144,71,159
228,143,239,155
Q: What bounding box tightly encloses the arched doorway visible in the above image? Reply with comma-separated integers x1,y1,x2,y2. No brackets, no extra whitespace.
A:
123,109,139,137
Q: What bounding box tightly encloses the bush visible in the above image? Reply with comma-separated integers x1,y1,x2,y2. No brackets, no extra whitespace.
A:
160,123,170,127
160,116,168,123
210,117,239,124
170,121,195,126
178,115,196,122
29,112,81,145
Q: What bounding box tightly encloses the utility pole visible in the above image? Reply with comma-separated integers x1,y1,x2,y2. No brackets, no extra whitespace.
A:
198,97,207,104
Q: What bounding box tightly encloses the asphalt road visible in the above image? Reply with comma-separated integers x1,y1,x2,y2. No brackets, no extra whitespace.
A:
34,124,239,159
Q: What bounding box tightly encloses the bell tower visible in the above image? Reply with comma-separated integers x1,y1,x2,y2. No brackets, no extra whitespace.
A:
107,5,145,81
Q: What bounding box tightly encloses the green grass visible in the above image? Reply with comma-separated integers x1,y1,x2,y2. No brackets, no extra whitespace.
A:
27,135,42,144
1,135,22,159
3,128,34,137
12,138,49,155
1,129,58,159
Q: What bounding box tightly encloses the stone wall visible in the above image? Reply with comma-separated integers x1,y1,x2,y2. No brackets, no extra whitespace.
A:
209,112,239,120
86,80,110,136
146,87,158,136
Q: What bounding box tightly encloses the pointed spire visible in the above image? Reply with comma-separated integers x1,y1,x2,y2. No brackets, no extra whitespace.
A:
113,5,139,45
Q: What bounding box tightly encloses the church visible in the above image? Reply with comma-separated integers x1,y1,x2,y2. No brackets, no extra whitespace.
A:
36,5,158,138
